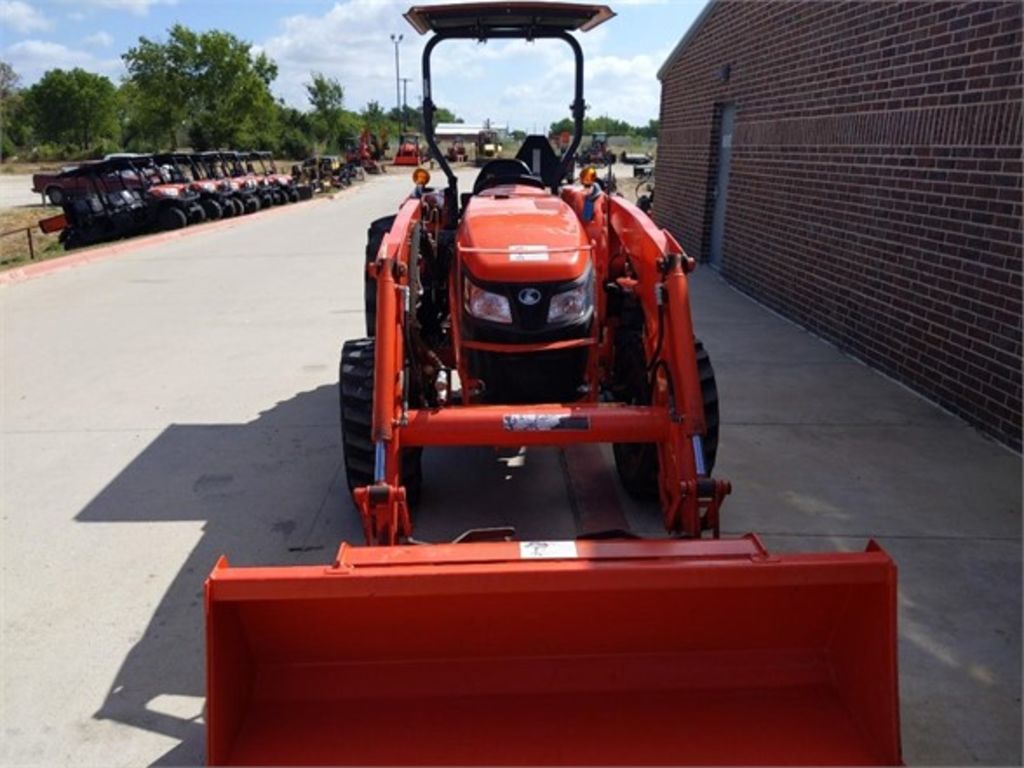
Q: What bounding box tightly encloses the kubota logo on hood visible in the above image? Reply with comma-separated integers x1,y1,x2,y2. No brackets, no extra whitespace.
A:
518,288,542,306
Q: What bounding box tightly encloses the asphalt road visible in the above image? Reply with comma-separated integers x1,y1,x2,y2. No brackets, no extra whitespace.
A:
1,168,1020,766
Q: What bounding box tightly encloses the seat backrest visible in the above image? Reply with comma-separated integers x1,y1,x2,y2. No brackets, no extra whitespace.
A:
472,158,547,195
515,135,564,189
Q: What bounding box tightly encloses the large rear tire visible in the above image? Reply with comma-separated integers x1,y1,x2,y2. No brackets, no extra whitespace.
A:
340,338,422,504
612,336,719,499
363,215,396,337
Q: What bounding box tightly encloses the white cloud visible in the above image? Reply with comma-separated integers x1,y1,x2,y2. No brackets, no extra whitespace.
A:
260,0,658,130
84,30,114,47
1,1,52,34
90,0,176,14
262,0,424,114
2,39,123,82
52,0,176,17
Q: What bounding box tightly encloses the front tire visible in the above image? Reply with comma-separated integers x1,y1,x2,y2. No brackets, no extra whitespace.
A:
157,206,187,231
363,215,396,337
45,186,64,206
340,338,422,503
202,199,223,221
612,336,719,499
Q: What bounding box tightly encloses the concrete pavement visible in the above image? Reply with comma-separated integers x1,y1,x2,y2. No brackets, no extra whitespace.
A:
1,168,1020,766
0,175,45,209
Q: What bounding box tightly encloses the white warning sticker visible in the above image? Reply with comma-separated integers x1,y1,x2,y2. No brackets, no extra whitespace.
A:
509,244,550,262
503,413,590,431
519,541,579,559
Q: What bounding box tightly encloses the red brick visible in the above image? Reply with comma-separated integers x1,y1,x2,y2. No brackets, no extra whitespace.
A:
657,0,1022,450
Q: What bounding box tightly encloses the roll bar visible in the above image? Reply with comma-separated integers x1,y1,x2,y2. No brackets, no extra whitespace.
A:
420,28,585,224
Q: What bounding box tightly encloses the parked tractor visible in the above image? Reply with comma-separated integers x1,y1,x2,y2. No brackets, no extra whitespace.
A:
474,127,502,165
445,137,468,162
577,130,616,166
351,128,385,174
206,4,902,766
393,132,424,166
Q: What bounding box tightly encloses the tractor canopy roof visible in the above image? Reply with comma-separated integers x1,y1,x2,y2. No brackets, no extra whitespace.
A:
404,1,613,35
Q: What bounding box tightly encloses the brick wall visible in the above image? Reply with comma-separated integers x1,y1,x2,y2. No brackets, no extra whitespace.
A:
656,0,1023,449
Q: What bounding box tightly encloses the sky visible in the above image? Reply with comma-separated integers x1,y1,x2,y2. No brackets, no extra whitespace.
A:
0,0,706,130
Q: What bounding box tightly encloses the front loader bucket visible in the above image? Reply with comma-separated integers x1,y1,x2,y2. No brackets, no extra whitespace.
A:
206,536,900,766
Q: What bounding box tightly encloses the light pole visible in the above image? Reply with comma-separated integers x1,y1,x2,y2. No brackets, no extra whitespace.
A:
400,77,411,131
390,33,403,134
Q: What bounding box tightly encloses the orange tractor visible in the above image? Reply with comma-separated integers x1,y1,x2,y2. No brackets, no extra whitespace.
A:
393,132,425,166
206,4,902,765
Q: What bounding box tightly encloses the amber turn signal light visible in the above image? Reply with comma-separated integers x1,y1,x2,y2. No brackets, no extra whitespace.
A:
412,167,431,186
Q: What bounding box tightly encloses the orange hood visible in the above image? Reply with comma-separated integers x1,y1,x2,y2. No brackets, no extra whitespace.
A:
458,188,591,283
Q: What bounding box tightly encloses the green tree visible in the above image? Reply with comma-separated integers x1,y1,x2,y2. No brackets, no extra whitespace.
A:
122,24,279,150
306,72,343,151
0,61,31,157
24,68,119,149
548,115,649,138
276,102,314,158
388,104,458,132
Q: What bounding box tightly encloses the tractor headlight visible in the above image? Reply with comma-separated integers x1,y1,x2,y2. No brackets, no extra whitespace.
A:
202,183,216,192
547,284,591,323
464,279,512,324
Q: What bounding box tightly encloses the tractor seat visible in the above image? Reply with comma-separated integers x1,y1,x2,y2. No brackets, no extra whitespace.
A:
473,159,547,195
515,135,564,189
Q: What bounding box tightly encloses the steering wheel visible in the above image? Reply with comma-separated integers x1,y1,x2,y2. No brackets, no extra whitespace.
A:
473,159,547,195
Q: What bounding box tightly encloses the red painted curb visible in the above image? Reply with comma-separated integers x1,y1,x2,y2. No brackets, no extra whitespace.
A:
0,192,341,287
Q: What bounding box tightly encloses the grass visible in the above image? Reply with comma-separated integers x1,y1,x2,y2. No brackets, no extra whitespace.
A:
0,206,64,270
0,161,64,175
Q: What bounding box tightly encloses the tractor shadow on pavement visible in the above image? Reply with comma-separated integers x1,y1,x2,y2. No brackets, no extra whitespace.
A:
74,383,577,765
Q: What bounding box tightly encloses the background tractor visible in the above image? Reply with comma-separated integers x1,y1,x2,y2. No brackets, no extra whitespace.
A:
206,4,902,765
474,126,502,165
393,132,425,166
576,130,616,166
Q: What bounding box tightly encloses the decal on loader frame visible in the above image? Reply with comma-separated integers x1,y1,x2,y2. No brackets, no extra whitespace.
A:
519,541,579,559
502,413,591,431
